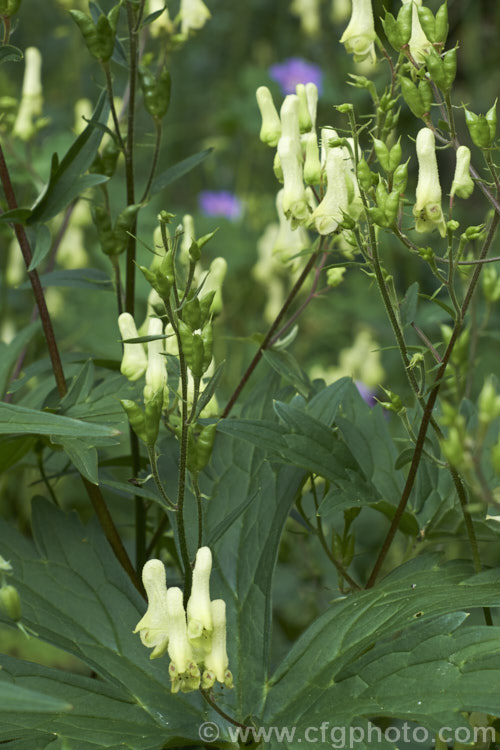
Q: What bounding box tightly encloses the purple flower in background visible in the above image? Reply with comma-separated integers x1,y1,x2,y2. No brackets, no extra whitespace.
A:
198,190,243,221
269,57,323,96
355,381,377,408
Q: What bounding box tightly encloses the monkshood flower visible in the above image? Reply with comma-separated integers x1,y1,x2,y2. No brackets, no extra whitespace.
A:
278,95,310,226
269,57,323,96
451,146,474,200
187,547,213,653
340,0,376,63
256,86,282,147
311,147,349,235
133,559,169,659
413,127,446,237
401,0,432,65
198,190,242,221
203,600,233,689
134,548,232,693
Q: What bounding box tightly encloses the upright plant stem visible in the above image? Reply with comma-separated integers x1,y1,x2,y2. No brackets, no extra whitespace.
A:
222,242,323,418
124,2,146,571
0,141,143,595
366,208,500,588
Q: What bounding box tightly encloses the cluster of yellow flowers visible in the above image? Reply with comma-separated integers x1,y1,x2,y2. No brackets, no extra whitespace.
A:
134,548,232,693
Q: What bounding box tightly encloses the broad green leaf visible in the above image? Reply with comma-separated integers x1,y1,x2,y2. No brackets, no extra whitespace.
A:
0,499,230,748
336,382,406,508
0,402,120,441
60,360,95,412
0,45,23,65
0,655,167,748
28,93,110,224
263,556,500,736
0,208,31,225
56,437,98,484
263,349,312,398
0,435,36,474
20,268,113,292
0,678,71,713
27,224,52,271
205,373,307,718
0,320,41,398
150,148,213,195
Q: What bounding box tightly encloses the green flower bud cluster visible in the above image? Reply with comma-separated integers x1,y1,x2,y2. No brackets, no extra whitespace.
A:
331,530,355,568
93,204,140,257
417,3,449,46
0,0,22,18
424,47,456,93
70,3,121,63
464,101,497,150
90,138,121,178
382,3,412,51
186,423,217,474
139,56,171,120
368,177,401,228
376,387,404,414
373,138,402,174
399,76,432,121
134,550,233,693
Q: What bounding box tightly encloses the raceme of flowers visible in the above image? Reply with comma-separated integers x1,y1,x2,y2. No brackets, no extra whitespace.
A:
256,81,472,242
134,548,233,693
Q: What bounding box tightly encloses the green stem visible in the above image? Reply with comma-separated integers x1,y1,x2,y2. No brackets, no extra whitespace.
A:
222,242,323,417
310,475,361,590
140,119,162,203
103,63,126,154
366,207,500,588
193,474,203,550
147,444,177,509
167,306,192,598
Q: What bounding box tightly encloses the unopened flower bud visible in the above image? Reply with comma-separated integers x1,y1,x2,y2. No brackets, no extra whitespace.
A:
256,86,281,147
295,84,313,133
305,82,318,131
451,146,474,200
303,132,322,185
